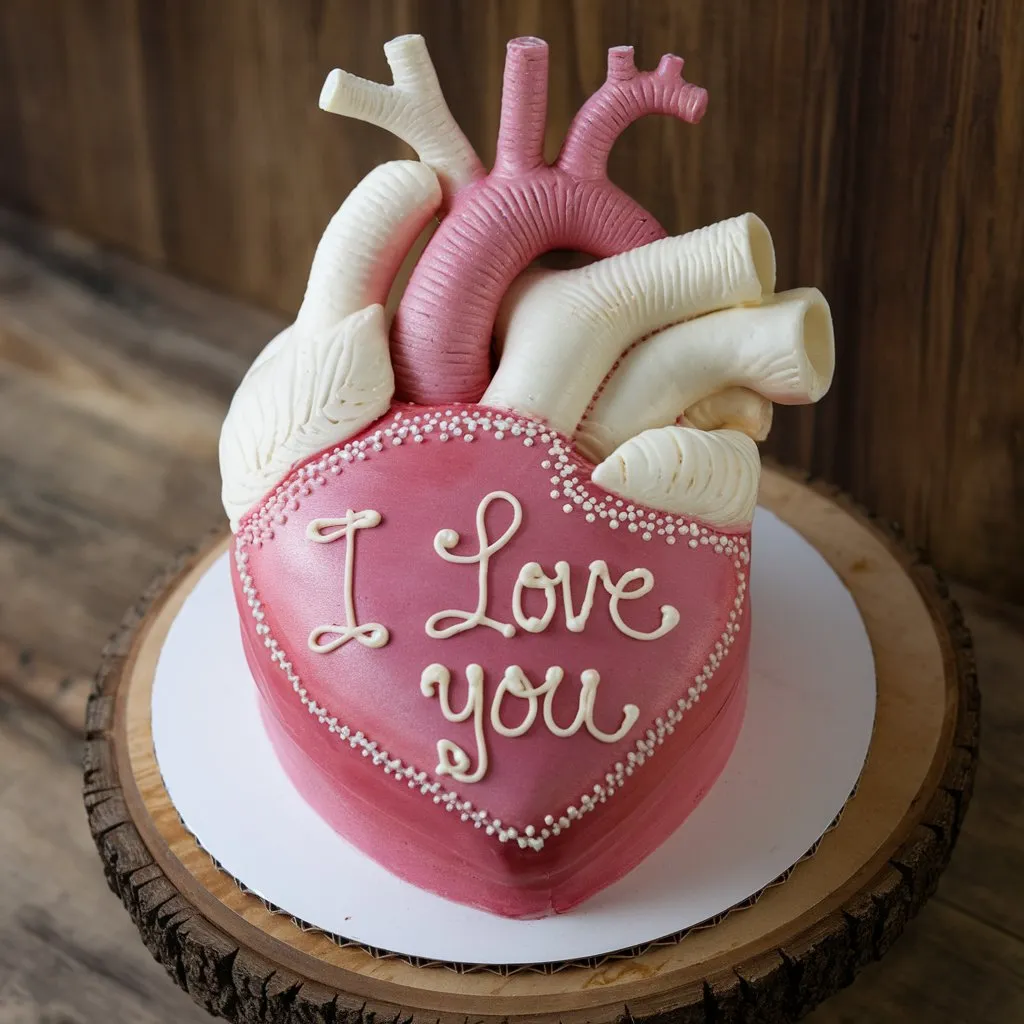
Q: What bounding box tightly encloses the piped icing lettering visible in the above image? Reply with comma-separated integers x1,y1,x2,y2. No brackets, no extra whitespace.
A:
307,488,677,784
513,560,679,639
420,663,489,783
421,663,640,784
427,490,680,642
425,491,521,640
306,510,390,652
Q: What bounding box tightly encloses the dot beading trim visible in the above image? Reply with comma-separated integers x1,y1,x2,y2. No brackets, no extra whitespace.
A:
235,407,750,852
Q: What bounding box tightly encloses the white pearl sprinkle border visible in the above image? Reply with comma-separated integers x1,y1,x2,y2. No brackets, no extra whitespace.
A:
238,406,751,559
234,406,751,852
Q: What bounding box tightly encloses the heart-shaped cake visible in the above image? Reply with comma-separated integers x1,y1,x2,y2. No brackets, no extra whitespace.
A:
219,34,835,918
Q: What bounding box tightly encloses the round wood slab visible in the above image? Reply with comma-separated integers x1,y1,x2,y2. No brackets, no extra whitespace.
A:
83,468,979,1023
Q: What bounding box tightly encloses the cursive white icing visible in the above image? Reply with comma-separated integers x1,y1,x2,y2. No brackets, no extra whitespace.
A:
218,159,445,531
512,560,679,640
307,510,390,652
422,663,640,784
420,663,488,783
234,451,751,851
425,491,521,639
427,489,680,643
491,665,639,742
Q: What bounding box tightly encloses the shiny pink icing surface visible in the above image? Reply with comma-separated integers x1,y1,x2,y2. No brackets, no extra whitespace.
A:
233,404,750,917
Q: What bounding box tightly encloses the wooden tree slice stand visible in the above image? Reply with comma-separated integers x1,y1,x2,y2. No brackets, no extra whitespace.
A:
83,468,979,1023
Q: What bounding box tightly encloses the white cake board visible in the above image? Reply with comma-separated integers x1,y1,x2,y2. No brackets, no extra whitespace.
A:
151,507,875,966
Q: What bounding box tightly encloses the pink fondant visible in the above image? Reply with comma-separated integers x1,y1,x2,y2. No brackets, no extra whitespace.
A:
390,39,708,406
258,660,746,918
557,49,708,179
233,405,750,918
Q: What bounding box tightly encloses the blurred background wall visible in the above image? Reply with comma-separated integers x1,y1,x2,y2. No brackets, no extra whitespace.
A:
0,0,1021,600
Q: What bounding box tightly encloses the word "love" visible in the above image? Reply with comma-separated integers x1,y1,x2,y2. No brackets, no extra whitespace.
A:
425,491,679,643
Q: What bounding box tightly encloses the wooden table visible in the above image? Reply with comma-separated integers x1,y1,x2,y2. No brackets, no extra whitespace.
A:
1,209,1022,1022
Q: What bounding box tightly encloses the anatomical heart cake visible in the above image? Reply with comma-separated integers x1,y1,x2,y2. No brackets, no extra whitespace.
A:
218,35,835,919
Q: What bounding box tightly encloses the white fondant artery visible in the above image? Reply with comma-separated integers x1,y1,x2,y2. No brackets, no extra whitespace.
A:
683,387,774,441
484,214,777,436
319,35,484,201
578,287,835,462
592,427,763,529
219,161,441,530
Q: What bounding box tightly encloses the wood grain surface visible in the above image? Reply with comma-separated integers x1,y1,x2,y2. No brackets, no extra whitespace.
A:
1,0,1022,601
79,466,972,1022
0,210,1021,1019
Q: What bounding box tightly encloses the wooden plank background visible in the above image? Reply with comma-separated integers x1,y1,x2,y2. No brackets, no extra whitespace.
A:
0,208,1022,1024
0,0,1022,600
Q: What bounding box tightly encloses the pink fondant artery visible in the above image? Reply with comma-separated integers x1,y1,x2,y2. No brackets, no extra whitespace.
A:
390,39,708,405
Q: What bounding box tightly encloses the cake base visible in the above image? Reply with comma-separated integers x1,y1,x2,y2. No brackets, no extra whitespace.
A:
261,673,747,920
84,468,979,1021
146,502,872,962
